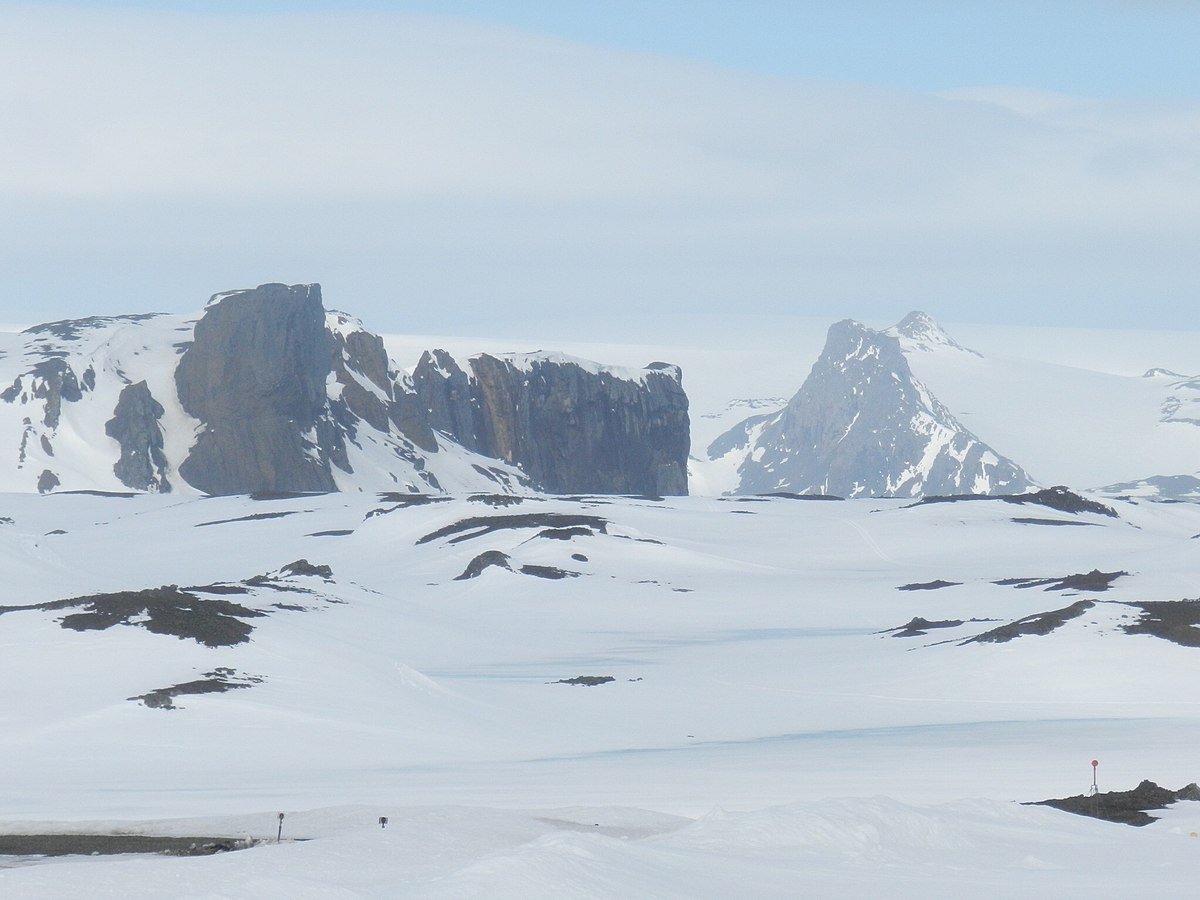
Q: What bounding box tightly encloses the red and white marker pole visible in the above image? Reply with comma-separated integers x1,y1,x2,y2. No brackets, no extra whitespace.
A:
1091,759,1099,794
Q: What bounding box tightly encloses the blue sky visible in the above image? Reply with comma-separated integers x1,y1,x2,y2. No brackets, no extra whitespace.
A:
36,0,1200,98
2,2,1199,333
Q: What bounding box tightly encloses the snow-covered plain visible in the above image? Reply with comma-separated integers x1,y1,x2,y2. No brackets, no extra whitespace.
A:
3,487,1200,897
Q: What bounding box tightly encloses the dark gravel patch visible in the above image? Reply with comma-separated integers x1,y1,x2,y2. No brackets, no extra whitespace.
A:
1029,780,1200,826
519,564,579,580
758,492,844,501
914,486,1116,517
129,668,263,710
883,617,966,638
960,599,1094,644
536,526,596,540
1010,517,1101,527
0,587,265,647
993,570,1127,592
553,676,615,686
417,513,609,545
195,511,303,527
467,494,526,507
1121,599,1200,647
454,550,513,580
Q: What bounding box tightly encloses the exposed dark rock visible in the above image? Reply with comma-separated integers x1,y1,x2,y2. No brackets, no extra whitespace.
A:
519,564,579,579
994,570,1127,592
21,313,160,342
960,600,1094,644
412,351,690,495
280,559,333,579
249,490,324,501
896,580,961,591
308,529,354,537
1010,517,1099,527
30,358,83,427
917,486,1117,518
883,617,966,637
376,492,449,505
410,350,478,447
536,526,596,540
37,469,59,493
176,283,339,495
553,676,615,686
195,511,303,527
468,494,527,507
454,550,513,580
105,380,171,492
760,492,844,501
1030,780,1200,826
571,553,588,562
0,587,265,647
417,513,610,545
55,489,136,498
1121,600,1200,647
130,668,264,710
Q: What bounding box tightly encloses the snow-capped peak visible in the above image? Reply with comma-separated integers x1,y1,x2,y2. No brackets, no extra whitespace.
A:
888,310,981,357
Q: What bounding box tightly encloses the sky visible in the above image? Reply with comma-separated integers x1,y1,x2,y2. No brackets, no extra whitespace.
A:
1,1,1199,336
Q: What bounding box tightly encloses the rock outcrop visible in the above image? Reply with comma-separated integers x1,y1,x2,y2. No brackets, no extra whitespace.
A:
412,352,690,495
106,381,170,492
714,317,1033,498
175,284,341,495
0,283,690,496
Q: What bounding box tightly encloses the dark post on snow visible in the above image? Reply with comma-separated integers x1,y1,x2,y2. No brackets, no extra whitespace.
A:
379,816,389,829
1090,759,1099,795
277,812,285,843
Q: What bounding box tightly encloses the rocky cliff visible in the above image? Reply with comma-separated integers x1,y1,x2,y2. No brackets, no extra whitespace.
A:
176,284,341,495
0,283,690,497
412,352,690,495
713,316,1034,498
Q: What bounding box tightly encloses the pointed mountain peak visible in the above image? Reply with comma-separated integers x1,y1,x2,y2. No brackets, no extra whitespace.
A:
887,311,980,356
715,315,1033,498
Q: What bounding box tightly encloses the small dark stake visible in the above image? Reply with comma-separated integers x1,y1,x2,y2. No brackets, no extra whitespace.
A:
277,812,285,843
379,816,389,829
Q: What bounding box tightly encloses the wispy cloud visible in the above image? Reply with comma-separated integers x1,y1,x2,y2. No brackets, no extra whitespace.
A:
1,6,1198,330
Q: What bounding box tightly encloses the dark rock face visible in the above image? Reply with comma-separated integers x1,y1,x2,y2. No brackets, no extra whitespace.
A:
6,282,690,497
105,381,170,492
410,350,478,448
412,353,690,495
720,319,1033,497
1,358,86,428
1031,780,1200,826
176,284,339,495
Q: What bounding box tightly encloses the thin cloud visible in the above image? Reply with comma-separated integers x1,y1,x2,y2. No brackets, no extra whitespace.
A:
1,6,1198,330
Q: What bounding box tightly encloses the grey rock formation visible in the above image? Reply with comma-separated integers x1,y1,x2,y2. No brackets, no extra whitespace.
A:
718,318,1034,498
5,358,84,428
105,381,171,492
176,284,340,495
1,282,689,496
412,353,690,495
